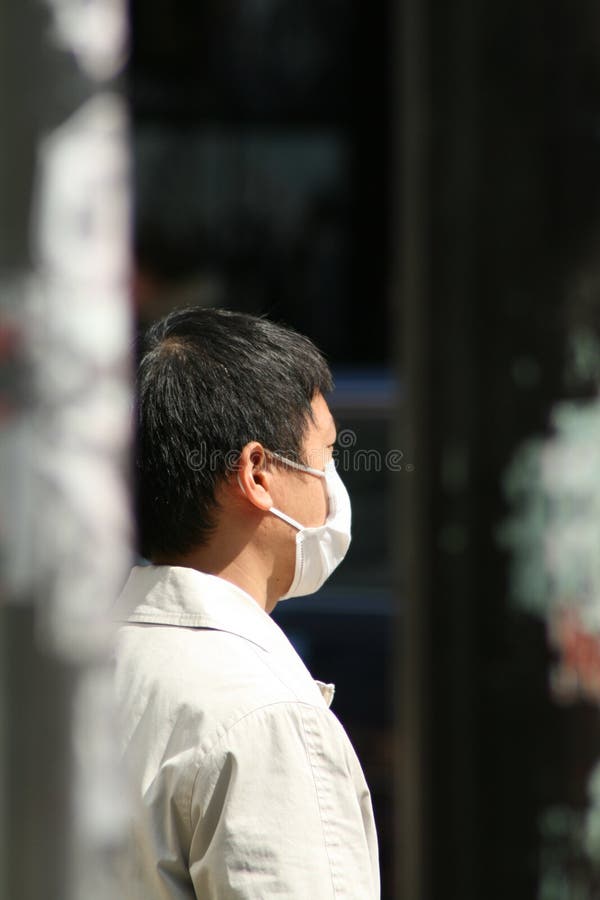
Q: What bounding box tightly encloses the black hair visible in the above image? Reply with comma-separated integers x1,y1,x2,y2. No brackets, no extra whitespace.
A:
136,307,333,560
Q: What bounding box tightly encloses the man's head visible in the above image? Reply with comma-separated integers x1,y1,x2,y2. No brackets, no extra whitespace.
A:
136,307,334,563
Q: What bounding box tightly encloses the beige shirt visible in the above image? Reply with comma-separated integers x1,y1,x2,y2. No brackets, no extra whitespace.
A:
113,565,380,899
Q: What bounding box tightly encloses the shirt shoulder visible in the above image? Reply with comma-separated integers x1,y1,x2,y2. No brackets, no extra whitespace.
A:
114,620,328,759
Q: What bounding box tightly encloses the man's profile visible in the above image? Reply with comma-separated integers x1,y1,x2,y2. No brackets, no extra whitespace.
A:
114,307,380,898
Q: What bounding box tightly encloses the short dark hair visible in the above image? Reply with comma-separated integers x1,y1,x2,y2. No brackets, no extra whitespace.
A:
136,307,333,560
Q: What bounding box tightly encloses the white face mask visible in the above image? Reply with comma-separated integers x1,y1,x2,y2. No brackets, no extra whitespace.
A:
267,452,352,601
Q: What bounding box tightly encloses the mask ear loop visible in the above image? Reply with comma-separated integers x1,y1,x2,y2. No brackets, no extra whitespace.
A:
239,450,328,530
268,452,331,523
236,471,305,530
268,506,304,531
269,451,326,479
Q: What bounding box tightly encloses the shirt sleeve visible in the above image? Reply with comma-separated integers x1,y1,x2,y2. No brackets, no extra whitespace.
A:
187,701,380,899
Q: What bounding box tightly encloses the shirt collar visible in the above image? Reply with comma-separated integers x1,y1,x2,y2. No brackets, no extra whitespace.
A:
113,565,278,653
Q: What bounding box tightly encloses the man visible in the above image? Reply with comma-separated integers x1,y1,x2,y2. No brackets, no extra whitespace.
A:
114,307,380,898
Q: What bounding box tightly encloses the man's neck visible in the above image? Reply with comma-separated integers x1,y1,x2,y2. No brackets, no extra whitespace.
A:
159,544,276,613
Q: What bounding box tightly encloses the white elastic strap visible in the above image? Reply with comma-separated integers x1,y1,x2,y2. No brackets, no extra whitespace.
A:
269,506,304,531
269,451,326,479
238,472,304,531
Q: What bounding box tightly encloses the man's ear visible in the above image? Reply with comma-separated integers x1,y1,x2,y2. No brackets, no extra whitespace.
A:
236,442,274,512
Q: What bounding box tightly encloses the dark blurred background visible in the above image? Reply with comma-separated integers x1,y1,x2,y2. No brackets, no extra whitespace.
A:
128,2,600,898
130,0,390,365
